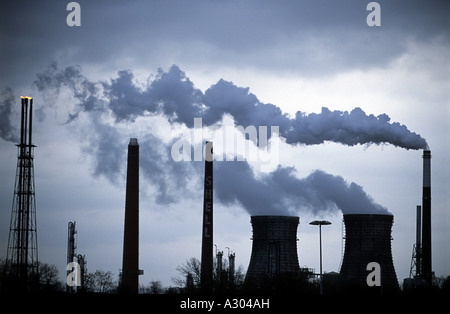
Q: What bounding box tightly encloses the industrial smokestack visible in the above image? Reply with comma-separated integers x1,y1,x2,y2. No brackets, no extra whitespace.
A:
421,150,432,285
121,138,141,294
415,205,422,277
201,141,213,293
245,216,301,289
340,214,399,293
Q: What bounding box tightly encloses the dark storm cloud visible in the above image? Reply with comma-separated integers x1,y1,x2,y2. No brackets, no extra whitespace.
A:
1,0,449,88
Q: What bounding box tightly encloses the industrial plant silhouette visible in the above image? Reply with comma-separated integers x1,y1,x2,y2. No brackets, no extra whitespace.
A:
1,97,441,296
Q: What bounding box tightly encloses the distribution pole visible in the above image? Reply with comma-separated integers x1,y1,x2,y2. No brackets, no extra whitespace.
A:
310,220,331,294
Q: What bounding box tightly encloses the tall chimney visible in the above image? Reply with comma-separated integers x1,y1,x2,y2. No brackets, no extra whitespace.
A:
415,205,422,277
121,138,140,293
421,150,432,285
201,141,213,293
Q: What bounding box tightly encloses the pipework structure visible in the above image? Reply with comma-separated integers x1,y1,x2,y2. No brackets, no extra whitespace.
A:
67,221,77,293
6,96,39,289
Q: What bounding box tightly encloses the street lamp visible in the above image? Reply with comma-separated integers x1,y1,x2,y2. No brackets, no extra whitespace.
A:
309,220,332,294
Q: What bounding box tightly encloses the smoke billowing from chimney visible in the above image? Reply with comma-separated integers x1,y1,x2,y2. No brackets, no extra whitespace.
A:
0,87,19,143
34,63,428,150
31,63,423,216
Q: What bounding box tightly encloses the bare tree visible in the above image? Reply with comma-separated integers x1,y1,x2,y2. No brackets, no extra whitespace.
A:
173,257,246,292
172,257,201,288
0,259,63,293
39,262,63,292
140,280,165,294
84,270,117,293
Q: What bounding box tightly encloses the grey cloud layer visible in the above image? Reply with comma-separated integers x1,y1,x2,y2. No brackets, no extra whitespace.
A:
1,1,448,88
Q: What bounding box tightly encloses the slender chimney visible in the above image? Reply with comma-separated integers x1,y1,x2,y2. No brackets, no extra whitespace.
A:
201,141,213,293
421,150,432,285
416,205,421,277
121,138,140,293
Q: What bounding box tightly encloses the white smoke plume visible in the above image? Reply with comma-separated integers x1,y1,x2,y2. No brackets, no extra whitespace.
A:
34,63,428,150
0,87,19,143
31,63,426,215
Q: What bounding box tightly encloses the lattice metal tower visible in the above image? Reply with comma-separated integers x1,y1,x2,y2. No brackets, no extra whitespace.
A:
67,221,77,292
6,96,39,288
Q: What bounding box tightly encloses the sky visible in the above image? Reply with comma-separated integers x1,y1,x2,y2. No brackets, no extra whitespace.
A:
0,0,449,288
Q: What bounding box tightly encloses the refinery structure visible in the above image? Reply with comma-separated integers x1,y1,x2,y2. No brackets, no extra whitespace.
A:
1,96,439,295
5,97,39,291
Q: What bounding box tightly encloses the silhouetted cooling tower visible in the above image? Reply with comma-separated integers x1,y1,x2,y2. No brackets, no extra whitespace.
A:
121,138,140,294
340,214,399,293
245,216,301,289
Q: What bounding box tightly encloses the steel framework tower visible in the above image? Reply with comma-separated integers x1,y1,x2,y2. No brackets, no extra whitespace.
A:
67,221,77,293
6,96,39,289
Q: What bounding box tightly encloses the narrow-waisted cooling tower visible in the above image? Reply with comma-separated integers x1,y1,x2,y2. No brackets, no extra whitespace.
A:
340,214,399,292
245,216,301,288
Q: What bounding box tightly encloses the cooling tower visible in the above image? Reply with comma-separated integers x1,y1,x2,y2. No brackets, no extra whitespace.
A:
245,216,301,289
340,214,399,293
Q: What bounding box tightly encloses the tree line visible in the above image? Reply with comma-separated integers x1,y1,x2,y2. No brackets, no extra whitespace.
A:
1,257,449,294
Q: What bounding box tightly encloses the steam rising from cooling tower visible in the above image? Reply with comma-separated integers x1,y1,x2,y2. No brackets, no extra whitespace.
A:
215,162,390,215
27,63,428,216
